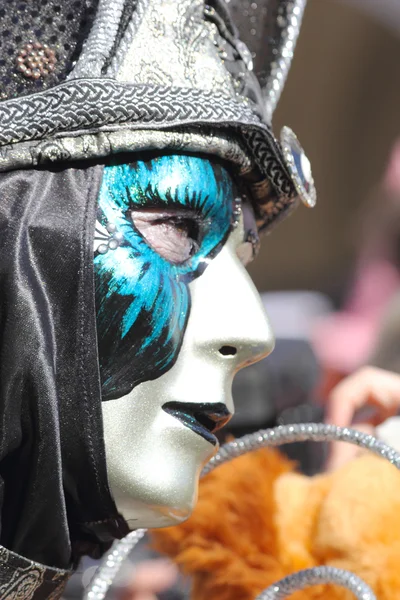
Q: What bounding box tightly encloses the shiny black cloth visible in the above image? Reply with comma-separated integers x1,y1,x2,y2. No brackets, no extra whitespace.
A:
0,164,128,570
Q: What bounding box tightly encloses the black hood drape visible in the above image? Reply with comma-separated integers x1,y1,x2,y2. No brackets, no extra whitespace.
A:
0,163,128,570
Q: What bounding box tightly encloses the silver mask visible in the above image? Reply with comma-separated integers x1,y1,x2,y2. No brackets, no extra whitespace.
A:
95,153,274,527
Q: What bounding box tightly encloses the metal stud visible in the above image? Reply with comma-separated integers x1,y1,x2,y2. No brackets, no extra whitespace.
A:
280,126,316,208
16,41,57,80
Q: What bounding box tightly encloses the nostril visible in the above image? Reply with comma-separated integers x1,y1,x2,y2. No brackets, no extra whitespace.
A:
219,345,237,357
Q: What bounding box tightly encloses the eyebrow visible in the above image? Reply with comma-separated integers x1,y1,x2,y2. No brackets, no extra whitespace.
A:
136,182,211,215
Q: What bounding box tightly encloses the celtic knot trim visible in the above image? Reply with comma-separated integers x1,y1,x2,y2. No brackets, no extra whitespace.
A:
0,79,262,147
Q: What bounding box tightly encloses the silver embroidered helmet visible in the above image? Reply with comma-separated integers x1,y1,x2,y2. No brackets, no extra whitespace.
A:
0,0,315,231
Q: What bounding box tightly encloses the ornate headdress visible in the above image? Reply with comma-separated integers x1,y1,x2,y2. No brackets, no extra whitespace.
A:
0,0,315,231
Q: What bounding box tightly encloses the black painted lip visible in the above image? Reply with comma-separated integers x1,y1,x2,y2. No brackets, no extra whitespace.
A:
162,402,232,446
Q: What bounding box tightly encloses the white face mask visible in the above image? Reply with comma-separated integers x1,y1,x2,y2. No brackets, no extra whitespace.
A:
94,154,274,528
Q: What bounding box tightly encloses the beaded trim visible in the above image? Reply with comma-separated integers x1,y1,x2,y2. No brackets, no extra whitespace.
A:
85,423,399,600
263,0,308,121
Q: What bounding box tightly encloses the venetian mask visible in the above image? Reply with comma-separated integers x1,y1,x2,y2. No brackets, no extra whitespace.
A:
94,153,274,528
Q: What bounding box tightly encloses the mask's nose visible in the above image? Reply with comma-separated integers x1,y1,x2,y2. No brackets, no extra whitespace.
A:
188,241,275,372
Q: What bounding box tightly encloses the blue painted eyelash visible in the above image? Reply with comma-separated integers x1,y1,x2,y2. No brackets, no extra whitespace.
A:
94,154,235,400
128,182,213,218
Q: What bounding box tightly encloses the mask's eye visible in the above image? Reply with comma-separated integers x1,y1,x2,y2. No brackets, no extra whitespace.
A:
130,208,201,264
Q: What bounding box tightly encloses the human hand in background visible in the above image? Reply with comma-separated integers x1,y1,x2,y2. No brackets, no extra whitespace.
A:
116,559,178,600
325,366,400,470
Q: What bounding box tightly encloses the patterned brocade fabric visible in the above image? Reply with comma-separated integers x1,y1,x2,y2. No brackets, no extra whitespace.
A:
0,546,70,600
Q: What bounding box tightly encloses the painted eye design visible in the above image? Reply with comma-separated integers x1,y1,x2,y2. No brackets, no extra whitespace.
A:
131,208,202,264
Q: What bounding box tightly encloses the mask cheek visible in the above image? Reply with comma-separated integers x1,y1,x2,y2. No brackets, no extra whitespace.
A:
94,248,191,400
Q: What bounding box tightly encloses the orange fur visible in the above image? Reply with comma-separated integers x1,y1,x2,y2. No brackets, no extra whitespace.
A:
152,448,400,599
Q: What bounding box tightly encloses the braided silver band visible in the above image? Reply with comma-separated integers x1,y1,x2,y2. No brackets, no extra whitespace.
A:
70,0,126,78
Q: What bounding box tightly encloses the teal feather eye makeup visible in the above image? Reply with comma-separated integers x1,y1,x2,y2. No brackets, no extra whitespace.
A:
94,154,236,400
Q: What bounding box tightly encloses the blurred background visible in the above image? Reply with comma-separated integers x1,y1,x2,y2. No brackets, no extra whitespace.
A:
66,0,400,597
226,0,400,467
250,0,400,295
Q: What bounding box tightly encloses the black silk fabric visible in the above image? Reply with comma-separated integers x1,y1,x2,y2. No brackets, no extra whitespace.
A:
0,164,128,570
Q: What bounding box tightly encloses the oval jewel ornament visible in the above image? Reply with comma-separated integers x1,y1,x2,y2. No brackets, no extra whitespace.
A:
280,126,316,208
